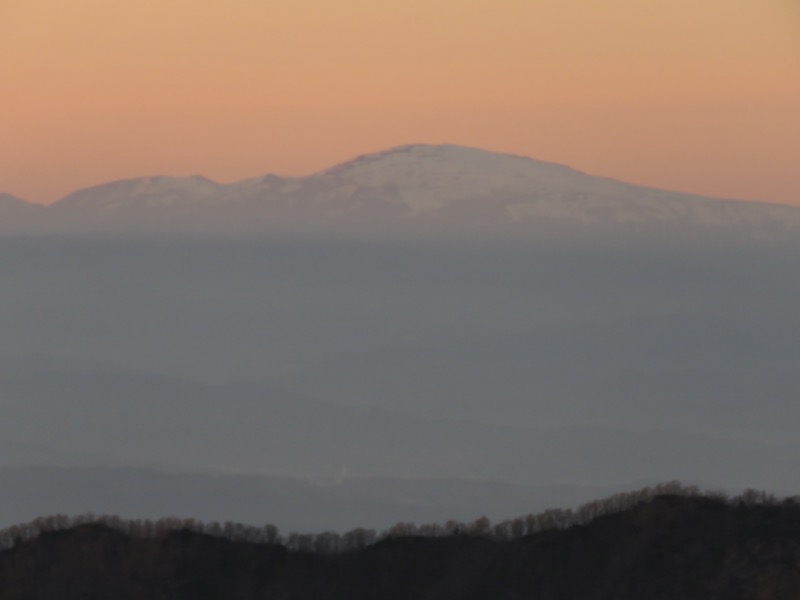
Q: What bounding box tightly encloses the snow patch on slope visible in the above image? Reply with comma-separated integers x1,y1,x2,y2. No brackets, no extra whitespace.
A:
315,144,585,216
57,176,223,210
31,144,800,237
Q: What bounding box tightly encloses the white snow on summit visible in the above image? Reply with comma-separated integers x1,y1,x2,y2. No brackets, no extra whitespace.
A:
24,144,800,237
298,144,800,230
312,144,587,215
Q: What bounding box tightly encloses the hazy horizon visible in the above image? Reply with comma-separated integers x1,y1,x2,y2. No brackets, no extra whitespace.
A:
2,0,798,535
2,226,799,529
3,142,799,210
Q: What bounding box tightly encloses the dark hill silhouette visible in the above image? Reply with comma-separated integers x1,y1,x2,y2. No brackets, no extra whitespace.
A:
1,487,799,599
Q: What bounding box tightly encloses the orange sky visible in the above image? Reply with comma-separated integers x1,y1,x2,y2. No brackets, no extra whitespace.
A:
1,0,798,205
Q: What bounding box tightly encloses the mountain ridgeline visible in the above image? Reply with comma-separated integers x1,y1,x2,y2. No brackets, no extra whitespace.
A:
2,145,800,546
3,144,800,240
1,486,799,599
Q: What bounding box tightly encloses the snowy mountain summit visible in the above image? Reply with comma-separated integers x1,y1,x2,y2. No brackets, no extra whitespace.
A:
3,144,800,238
315,144,581,215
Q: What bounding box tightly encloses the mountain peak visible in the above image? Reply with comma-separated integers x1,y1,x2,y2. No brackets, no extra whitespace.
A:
319,143,573,177
8,145,800,238
307,144,596,216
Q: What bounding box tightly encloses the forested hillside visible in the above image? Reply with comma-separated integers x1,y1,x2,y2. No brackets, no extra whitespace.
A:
1,486,799,599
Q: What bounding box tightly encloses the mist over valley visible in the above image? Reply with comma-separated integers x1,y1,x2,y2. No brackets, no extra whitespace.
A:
1,145,798,532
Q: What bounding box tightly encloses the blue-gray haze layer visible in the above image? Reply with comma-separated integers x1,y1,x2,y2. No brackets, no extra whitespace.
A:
1,145,798,531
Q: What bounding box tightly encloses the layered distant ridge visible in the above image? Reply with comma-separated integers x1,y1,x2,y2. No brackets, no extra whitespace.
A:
3,145,799,238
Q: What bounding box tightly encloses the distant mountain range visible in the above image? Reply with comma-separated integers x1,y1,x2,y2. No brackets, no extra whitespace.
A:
3,145,799,238
3,146,800,537
0,465,632,533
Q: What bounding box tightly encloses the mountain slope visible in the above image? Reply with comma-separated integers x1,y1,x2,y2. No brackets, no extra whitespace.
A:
0,193,30,209
0,193,42,228
6,145,800,237
54,175,222,210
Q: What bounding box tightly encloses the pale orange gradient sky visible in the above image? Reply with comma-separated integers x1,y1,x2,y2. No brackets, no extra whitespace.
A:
1,0,798,205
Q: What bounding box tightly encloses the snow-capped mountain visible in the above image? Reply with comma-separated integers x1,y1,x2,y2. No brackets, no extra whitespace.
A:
54,175,222,210
3,144,799,238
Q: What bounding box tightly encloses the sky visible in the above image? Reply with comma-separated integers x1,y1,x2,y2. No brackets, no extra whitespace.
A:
1,0,798,206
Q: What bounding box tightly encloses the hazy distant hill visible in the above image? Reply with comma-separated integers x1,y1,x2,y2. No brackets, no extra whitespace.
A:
1,232,799,528
0,193,28,210
3,145,800,238
0,193,42,229
2,368,797,511
0,466,633,533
